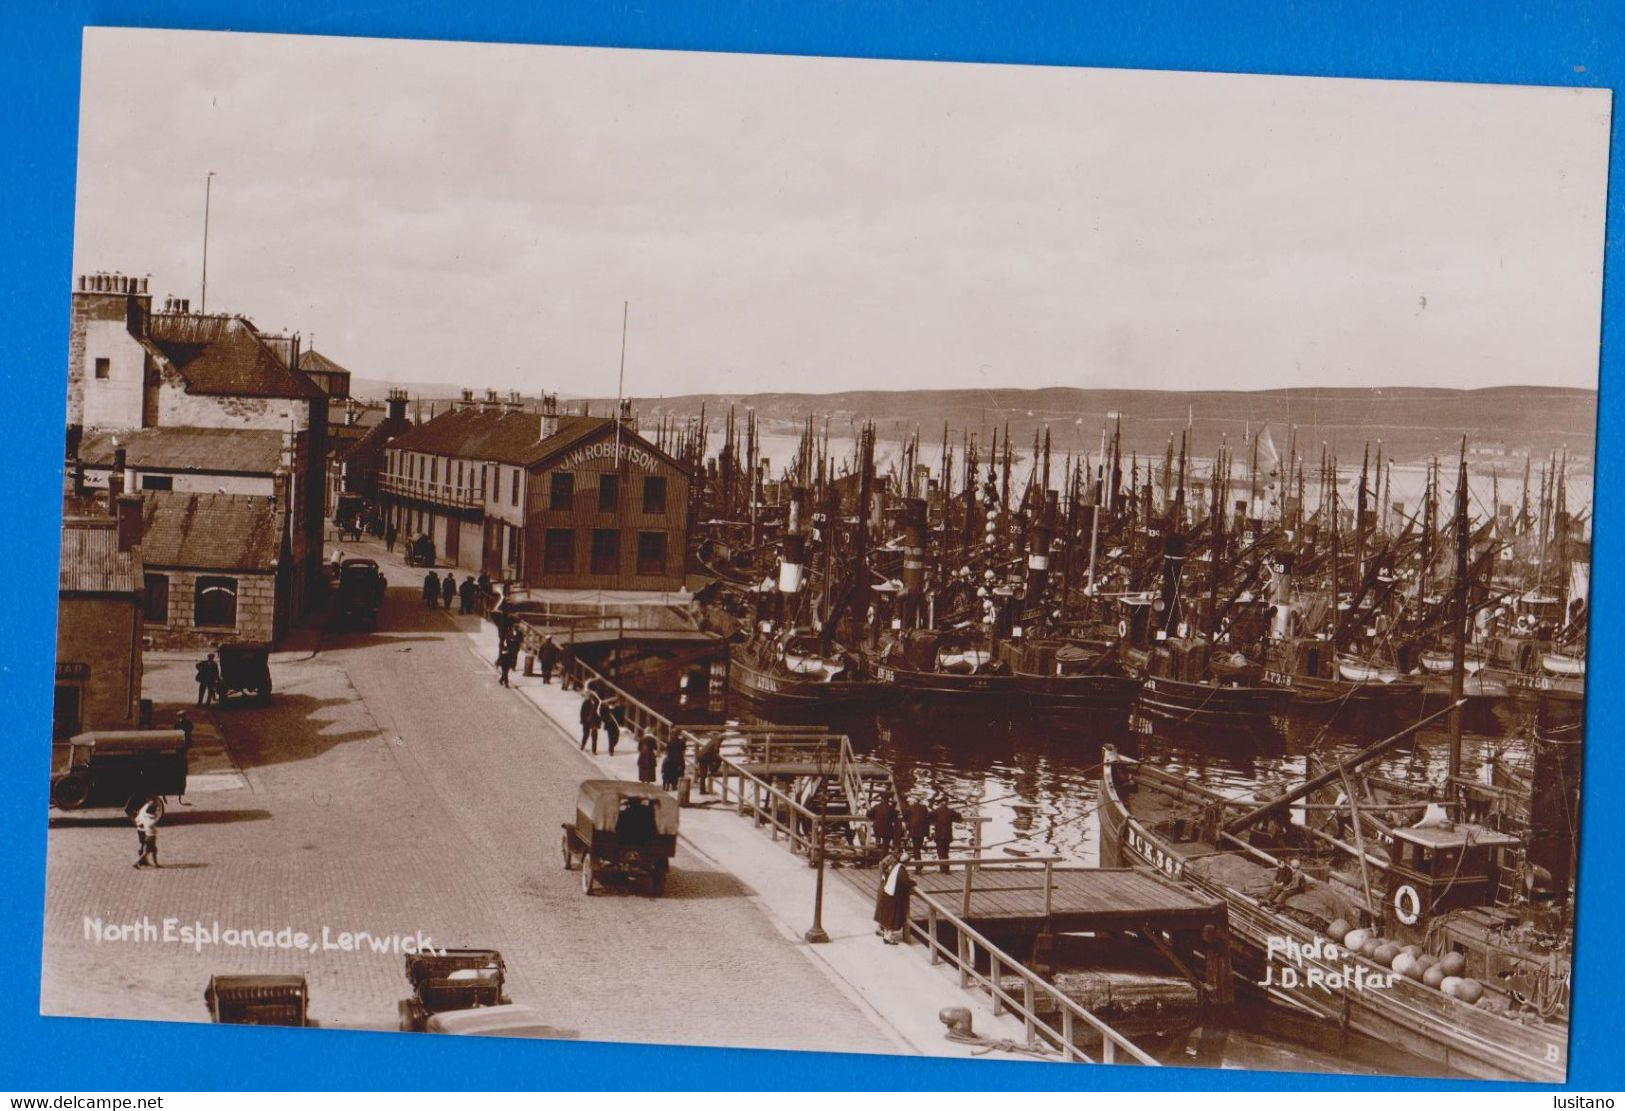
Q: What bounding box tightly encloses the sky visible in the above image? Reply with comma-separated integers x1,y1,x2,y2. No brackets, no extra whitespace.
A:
72,28,1612,398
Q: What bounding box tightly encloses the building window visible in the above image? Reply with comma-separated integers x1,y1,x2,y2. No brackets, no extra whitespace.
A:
94,357,110,380
636,532,667,576
598,474,619,512
194,575,238,629
591,529,620,575
642,476,667,514
511,469,520,506
456,460,463,488
140,474,173,491
550,472,574,511
431,457,438,483
52,684,83,740
544,528,575,575
143,572,170,625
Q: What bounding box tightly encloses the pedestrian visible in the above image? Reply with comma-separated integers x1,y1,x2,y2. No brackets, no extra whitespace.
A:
579,691,600,753
194,653,219,706
497,636,518,688
602,697,623,755
441,573,456,609
174,711,194,804
476,570,492,613
559,643,577,690
661,734,687,791
872,849,913,944
904,795,930,859
423,570,440,607
386,521,397,553
636,731,659,784
459,575,476,615
695,733,723,795
868,795,898,854
132,798,160,869
931,796,962,873
537,638,559,684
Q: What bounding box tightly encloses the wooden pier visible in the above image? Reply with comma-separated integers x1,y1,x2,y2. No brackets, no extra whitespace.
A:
907,861,1234,1006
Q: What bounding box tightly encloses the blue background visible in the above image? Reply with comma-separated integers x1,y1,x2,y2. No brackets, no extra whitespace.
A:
1,0,1618,1092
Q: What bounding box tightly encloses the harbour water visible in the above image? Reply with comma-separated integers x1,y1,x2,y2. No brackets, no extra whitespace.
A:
653,678,1526,1075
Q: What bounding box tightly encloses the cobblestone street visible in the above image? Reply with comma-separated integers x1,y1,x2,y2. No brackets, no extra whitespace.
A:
42,544,895,1055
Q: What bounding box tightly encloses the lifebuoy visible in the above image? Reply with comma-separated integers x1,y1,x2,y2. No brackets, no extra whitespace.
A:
1118,619,1129,638
1393,883,1422,925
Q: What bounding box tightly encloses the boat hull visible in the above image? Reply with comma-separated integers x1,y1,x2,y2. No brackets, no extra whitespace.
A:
1134,674,1287,727
1098,751,1568,1083
871,661,1140,712
727,656,891,709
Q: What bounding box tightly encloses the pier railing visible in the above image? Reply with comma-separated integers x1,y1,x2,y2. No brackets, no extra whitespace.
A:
559,651,679,746
902,858,1159,1067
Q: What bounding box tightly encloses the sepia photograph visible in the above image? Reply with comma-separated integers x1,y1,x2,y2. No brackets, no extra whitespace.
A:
43,25,1607,1082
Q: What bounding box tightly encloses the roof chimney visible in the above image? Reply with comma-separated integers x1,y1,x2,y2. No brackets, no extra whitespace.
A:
540,393,560,440
115,491,143,553
386,387,408,423
108,446,127,510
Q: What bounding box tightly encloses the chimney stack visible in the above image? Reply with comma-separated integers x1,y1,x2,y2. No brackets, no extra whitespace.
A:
386,387,408,423
540,393,560,440
108,446,126,509
115,491,143,553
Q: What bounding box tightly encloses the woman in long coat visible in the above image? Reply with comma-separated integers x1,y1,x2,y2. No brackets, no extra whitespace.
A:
660,735,687,790
636,731,659,784
872,850,913,944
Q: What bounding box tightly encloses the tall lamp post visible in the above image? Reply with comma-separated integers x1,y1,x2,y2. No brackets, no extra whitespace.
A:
804,746,831,944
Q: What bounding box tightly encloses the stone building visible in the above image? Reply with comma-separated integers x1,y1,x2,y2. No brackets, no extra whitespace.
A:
56,501,144,739
66,271,331,627
138,492,284,649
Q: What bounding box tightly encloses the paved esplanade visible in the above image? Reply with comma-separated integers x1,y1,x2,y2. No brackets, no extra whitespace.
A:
43,551,894,1053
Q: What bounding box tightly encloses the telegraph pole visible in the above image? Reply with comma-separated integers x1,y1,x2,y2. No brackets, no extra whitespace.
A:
201,172,216,313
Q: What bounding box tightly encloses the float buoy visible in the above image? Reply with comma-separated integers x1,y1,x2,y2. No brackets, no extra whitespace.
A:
1440,976,1464,998
1455,978,1484,1004
1422,965,1446,989
1392,884,1422,926
1326,918,1350,944
1344,928,1369,952
1438,952,1467,978
1392,953,1417,977
1374,942,1401,966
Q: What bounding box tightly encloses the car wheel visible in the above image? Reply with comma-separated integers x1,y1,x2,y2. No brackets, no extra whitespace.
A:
581,855,595,895
51,772,92,810
651,861,667,897
561,833,573,870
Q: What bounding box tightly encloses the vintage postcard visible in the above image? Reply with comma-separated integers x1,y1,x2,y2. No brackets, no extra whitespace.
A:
47,27,1607,1080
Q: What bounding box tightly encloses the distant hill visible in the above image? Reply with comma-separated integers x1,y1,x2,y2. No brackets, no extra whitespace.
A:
605,385,1597,470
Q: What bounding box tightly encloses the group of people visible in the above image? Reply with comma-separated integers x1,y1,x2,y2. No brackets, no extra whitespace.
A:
866,793,963,872
576,682,626,755
422,569,490,614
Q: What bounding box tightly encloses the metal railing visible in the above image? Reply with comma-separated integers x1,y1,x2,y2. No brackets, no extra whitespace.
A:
379,472,483,509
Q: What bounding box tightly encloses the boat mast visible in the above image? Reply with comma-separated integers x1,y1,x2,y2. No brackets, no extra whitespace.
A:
1448,439,1469,797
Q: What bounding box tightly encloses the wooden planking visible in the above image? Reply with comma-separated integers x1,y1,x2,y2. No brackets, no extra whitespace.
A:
910,866,1224,931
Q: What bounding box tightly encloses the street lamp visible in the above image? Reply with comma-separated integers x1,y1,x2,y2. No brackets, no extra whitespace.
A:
805,745,831,944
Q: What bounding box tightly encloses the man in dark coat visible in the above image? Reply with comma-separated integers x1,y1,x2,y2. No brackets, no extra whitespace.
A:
458,575,476,614
636,731,659,784
661,735,687,791
694,734,723,795
931,796,963,873
497,635,518,687
195,653,219,706
537,638,560,684
441,573,456,609
868,796,898,854
423,571,439,607
476,570,492,613
601,698,623,755
904,796,931,858
579,693,600,753
872,850,912,944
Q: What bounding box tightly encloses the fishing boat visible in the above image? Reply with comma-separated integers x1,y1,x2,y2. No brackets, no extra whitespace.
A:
1099,744,1568,1083
870,628,1141,712
1122,638,1288,728
728,631,890,710
1260,637,1425,724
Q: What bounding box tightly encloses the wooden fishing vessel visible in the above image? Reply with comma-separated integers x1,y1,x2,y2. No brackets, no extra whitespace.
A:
728,634,890,710
1260,638,1425,723
1123,640,1288,728
1099,745,1568,1083
870,629,1142,712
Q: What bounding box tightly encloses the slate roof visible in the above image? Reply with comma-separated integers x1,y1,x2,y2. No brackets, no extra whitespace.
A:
59,518,141,594
77,427,285,476
298,349,350,376
389,410,692,475
140,492,282,573
147,314,324,400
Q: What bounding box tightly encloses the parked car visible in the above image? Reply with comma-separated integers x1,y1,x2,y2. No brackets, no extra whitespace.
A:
216,641,273,705
398,948,509,1032
425,1003,573,1039
205,974,311,1026
50,730,188,816
561,779,679,895
334,558,387,630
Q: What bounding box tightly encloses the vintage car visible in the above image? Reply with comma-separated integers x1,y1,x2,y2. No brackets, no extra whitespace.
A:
424,1003,574,1039
204,974,311,1026
398,948,510,1032
217,641,273,705
405,534,436,568
560,779,679,896
334,558,387,630
50,730,188,816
